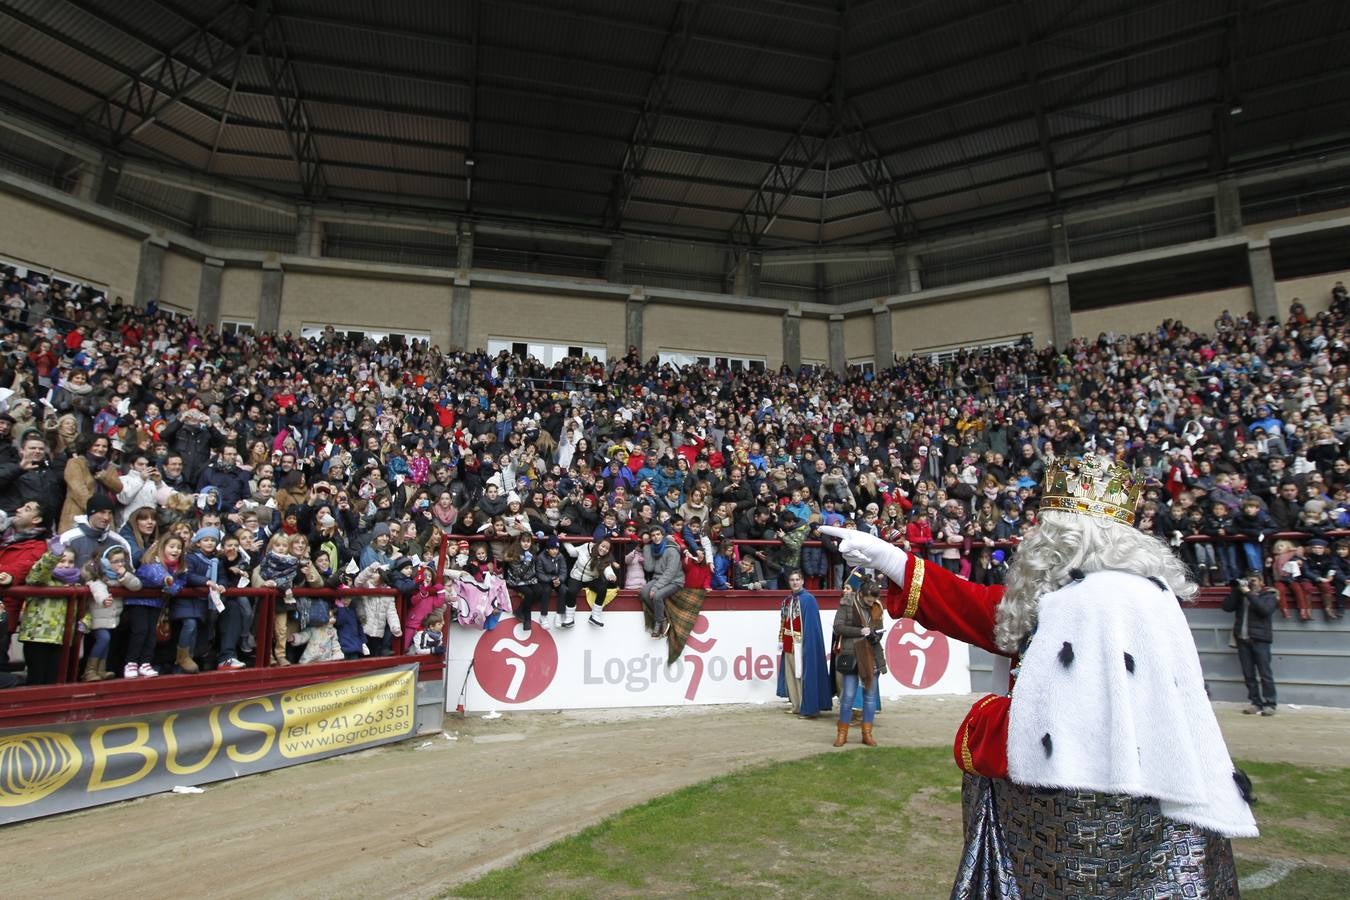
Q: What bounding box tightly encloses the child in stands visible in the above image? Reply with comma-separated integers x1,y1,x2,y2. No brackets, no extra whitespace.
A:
290,604,344,663
125,536,185,679
409,610,446,656
175,527,224,674
80,545,141,681
17,542,82,685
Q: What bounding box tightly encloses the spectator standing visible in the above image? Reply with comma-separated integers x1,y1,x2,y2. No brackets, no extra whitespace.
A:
1223,573,1278,716
831,578,886,747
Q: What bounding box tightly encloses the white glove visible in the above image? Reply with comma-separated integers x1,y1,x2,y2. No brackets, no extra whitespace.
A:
818,526,909,585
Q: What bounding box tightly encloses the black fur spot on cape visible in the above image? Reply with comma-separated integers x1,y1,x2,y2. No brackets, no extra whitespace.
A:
1124,652,1135,673
1041,733,1053,757
1068,568,1086,582
1233,768,1256,804
1058,642,1074,667
1146,576,1167,591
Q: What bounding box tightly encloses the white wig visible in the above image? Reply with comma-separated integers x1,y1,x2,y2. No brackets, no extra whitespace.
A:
994,510,1198,655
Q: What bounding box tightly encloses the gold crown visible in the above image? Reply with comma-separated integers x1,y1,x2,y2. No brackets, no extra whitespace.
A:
1040,455,1141,526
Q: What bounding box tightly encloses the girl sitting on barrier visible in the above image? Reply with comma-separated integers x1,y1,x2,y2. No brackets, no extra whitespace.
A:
503,534,541,632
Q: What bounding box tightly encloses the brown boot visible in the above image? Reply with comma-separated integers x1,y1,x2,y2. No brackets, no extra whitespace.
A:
833,722,849,747
861,723,877,747
175,646,199,674
81,658,103,682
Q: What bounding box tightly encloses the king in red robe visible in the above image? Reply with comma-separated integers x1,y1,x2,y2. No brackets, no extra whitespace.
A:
822,455,1254,899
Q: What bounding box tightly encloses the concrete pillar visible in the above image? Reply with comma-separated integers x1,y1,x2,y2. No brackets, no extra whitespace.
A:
873,306,893,369
733,251,761,296
258,261,283,334
1050,275,1072,349
1049,214,1070,266
1215,176,1242,235
456,224,474,271
782,310,801,372
1248,240,1279,322
133,237,167,309
295,204,321,256
828,313,846,375
450,224,474,352
73,161,99,202
197,257,224,328
894,244,920,293
451,277,471,351
624,290,645,357
94,156,123,206
606,236,626,283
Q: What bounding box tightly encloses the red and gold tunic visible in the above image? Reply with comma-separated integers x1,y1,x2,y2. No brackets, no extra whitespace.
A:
883,555,1011,780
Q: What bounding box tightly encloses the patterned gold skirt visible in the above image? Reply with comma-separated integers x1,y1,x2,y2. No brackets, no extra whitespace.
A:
953,775,1238,899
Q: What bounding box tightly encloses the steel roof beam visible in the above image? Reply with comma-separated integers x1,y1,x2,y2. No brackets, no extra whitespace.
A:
1017,0,1058,205
603,0,701,230
486,0,832,65
271,10,822,106
849,0,1223,101
268,49,826,142
56,0,247,143
253,11,327,199
727,100,838,248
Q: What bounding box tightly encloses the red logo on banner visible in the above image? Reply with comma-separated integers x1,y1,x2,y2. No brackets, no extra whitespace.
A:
885,619,949,690
473,618,558,704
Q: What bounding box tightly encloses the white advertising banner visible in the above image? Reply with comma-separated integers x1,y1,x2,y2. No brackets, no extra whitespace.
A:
445,607,971,713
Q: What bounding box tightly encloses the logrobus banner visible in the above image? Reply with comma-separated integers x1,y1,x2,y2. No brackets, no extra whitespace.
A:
445,609,970,713
0,664,417,825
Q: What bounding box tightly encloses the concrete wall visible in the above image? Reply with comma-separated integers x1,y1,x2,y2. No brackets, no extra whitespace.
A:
281,271,452,347
1071,285,1255,338
0,191,140,300
160,250,202,310
470,288,626,357
844,313,875,362
800,317,828,363
1275,270,1350,317
894,285,1053,355
219,266,262,322
644,303,783,367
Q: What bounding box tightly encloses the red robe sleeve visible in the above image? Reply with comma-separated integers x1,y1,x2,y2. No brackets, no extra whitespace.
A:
953,694,1010,779
883,553,1005,656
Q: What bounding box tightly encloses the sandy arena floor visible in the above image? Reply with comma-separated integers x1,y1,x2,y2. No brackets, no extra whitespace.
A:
5,696,1346,899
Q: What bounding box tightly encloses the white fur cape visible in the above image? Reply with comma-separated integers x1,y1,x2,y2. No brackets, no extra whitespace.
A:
1006,570,1258,838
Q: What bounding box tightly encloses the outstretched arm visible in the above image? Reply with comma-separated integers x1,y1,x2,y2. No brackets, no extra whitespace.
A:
820,526,1006,655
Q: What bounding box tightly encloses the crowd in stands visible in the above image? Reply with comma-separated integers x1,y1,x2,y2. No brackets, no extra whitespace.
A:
1,261,1348,687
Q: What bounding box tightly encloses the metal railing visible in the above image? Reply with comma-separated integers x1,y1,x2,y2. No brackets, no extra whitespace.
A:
1,585,407,687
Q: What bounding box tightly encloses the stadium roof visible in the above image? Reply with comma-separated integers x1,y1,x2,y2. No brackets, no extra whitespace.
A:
2,0,1349,252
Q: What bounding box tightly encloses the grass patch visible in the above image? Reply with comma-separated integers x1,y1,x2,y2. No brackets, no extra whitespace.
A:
451,748,1350,899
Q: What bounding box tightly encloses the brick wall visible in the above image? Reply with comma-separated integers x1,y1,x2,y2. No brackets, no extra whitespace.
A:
0,191,140,300
280,271,452,347
893,285,1053,355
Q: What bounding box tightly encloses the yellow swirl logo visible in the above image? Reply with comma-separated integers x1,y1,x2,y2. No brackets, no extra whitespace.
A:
0,732,83,807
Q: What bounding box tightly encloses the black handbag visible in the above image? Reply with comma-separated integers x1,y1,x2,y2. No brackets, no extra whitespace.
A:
835,651,858,674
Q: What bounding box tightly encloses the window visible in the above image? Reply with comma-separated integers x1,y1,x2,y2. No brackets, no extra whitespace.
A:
916,334,1030,365
301,323,431,344
658,350,766,370
849,357,875,374
221,319,254,336
156,302,192,320
486,338,607,365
